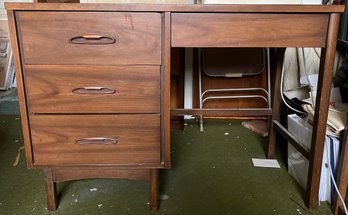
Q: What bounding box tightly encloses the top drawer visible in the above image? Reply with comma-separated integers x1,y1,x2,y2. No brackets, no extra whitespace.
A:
171,13,328,48
16,12,162,65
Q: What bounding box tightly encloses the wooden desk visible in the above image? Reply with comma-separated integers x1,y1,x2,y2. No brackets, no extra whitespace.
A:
5,2,344,211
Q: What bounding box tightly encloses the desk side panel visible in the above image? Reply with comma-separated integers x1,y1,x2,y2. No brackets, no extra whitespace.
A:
171,13,329,48
163,12,171,168
7,10,34,168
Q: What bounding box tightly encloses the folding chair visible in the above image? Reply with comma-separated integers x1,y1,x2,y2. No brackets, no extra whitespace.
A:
198,48,271,132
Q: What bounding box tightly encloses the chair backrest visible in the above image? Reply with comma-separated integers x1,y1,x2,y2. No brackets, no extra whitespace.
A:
203,48,266,77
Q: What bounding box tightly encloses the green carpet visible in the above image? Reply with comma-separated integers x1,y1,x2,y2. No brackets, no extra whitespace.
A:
0,116,333,215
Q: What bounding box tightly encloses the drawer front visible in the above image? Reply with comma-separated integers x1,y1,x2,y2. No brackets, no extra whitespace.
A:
171,13,329,48
24,65,160,114
17,12,162,65
30,114,161,166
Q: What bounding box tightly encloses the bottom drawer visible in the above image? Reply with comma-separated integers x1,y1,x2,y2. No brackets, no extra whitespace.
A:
29,114,161,166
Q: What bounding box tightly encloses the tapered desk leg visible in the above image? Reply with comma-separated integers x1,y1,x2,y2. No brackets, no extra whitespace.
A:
150,169,159,212
306,13,340,209
267,48,285,158
44,168,58,211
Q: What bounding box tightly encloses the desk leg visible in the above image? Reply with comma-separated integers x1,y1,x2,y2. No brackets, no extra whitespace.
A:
267,48,285,158
43,168,58,211
306,13,340,209
150,169,159,212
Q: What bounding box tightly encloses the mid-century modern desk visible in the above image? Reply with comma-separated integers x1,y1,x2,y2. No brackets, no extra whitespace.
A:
5,2,344,211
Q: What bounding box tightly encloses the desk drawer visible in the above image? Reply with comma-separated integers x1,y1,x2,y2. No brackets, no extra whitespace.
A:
171,13,328,47
24,65,160,114
17,11,162,65
30,114,161,166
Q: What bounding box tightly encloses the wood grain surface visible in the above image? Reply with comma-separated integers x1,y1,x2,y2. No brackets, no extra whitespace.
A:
5,3,345,13
30,114,161,166
172,13,329,47
24,65,160,113
17,11,162,65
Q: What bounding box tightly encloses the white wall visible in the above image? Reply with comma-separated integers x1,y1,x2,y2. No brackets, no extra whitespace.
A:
1,0,33,20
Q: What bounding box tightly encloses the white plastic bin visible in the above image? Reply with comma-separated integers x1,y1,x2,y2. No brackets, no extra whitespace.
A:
287,114,340,203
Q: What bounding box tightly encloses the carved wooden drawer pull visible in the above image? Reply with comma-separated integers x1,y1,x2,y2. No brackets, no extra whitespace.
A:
69,34,116,45
75,137,118,145
72,87,116,94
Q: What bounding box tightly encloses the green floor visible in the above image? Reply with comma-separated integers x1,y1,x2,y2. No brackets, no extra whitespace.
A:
0,93,334,214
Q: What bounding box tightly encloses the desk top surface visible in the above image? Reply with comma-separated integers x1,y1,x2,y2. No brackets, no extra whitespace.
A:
5,3,344,13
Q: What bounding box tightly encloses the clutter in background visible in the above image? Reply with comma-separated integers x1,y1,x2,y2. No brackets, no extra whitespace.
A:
280,47,348,207
0,30,14,91
287,114,340,203
283,48,347,138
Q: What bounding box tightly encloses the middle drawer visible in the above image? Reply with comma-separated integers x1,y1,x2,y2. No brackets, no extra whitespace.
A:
24,65,160,114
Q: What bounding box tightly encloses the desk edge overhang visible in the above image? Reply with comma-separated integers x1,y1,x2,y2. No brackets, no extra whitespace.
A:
5,3,345,13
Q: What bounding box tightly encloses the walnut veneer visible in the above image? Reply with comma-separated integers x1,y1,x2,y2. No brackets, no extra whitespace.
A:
5,2,344,211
